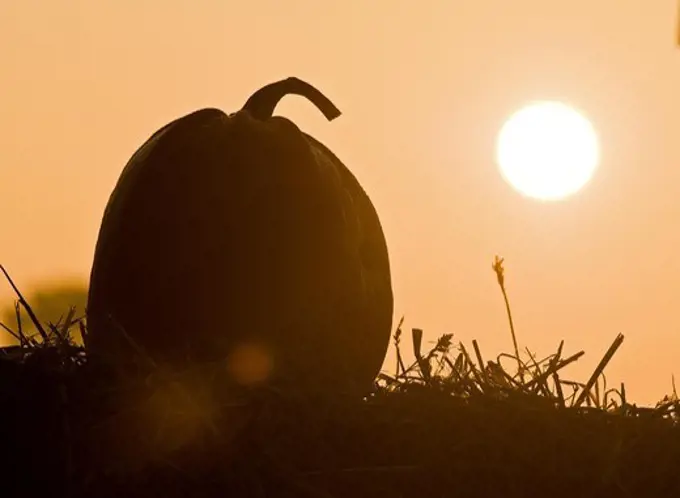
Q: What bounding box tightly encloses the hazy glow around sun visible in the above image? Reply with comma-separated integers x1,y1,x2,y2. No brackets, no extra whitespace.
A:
495,101,600,201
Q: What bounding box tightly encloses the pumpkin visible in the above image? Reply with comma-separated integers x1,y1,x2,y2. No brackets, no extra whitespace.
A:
85,77,393,394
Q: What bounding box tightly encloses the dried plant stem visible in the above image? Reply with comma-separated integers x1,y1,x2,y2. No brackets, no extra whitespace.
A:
0,321,21,342
492,256,523,380
574,333,625,408
0,264,49,342
501,283,521,377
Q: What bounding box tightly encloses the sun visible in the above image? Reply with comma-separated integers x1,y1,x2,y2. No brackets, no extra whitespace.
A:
495,101,600,201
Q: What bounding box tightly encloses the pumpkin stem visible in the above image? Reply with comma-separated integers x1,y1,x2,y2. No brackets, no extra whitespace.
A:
242,77,342,122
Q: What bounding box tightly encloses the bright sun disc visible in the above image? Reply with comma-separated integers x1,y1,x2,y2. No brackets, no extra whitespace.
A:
495,101,600,201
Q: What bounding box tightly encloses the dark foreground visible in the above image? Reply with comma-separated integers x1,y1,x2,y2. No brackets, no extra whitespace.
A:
1,333,679,498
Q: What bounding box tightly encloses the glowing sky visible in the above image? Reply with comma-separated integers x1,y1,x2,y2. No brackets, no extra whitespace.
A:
2,1,680,405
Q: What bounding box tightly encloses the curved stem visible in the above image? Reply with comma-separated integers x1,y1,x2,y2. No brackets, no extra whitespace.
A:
241,77,341,122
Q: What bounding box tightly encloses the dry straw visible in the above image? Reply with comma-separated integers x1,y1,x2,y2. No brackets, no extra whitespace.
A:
0,257,678,498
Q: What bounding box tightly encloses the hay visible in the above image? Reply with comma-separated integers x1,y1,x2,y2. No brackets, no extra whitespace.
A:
0,259,678,498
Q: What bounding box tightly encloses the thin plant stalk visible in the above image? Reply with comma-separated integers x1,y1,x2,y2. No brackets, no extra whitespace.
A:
492,256,523,381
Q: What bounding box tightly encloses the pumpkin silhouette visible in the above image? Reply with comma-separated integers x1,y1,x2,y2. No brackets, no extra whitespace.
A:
85,77,393,393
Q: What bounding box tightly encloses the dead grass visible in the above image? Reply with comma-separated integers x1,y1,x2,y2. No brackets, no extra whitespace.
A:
0,258,678,498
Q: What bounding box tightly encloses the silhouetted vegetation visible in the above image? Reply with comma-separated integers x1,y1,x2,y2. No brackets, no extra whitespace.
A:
0,279,87,346
0,259,678,498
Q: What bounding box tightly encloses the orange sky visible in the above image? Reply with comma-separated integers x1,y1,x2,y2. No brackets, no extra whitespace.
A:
2,1,679,405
